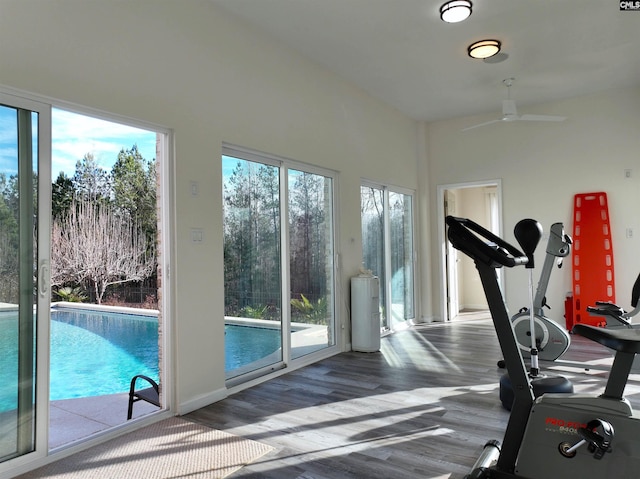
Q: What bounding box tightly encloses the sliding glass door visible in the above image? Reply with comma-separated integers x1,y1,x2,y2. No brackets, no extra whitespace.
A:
222,147,337,382
0,94,51,465
222,156,283,378
361,184,415,331
389,191,415,324
288,169,335,360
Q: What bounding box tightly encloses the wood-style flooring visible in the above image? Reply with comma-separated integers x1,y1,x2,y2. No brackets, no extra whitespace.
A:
187,317,640,479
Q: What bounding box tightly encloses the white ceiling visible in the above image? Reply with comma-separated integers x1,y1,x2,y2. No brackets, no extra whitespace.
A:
210,0,640,122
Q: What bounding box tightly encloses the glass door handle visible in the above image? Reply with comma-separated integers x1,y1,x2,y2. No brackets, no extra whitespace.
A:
39,260,50,297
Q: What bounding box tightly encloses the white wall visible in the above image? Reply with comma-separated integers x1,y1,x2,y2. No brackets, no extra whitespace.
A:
0,0,419,412
426,86,640,324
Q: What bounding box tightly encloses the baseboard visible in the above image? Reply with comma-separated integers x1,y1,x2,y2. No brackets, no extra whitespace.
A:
177,387,228,415
460,304,488,311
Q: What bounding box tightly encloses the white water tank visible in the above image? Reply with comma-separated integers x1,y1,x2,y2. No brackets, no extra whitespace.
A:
350,274,381,352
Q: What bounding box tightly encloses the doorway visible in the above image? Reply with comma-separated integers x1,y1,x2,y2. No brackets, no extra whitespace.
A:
222,145,339,386
438,180,502,321
48,108,169,448
0,88,172,475
0,92,51,467
360,183,416,332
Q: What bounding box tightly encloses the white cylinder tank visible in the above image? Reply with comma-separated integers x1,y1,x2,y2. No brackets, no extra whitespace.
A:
350,274,381,352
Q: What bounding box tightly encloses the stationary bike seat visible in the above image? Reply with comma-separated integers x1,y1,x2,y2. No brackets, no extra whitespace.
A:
587,302,631,326
573,323,640,354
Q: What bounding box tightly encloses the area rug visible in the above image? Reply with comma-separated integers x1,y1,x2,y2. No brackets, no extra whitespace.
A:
17,417,274,479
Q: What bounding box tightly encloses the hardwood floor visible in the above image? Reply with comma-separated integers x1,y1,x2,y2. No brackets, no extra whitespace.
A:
186,319,640,479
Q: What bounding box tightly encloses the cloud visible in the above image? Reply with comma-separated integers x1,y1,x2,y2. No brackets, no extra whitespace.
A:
1,106,157,179
52,108,157,178
0,106,18,175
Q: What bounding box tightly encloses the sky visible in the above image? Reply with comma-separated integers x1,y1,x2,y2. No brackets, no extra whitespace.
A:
51,109,157,179
0,105,157,180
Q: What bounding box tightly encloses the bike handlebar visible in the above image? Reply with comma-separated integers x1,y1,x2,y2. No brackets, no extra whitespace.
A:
446,215,529,268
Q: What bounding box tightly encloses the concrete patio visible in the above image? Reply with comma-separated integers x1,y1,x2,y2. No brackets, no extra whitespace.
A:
50,393,161,450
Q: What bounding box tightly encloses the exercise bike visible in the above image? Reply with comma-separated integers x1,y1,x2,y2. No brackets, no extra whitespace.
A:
586,272,640,329
497,220,573,411
446,215,640,479
498,222,572,367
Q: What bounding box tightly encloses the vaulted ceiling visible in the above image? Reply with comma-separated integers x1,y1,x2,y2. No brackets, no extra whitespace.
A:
210,0,640,122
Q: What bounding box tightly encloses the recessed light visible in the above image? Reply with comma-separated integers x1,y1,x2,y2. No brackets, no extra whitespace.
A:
468,40,501,59
440,1,472,23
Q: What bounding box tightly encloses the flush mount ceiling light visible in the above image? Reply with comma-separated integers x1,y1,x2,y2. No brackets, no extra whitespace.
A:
468,39,501,59
440,1,472,23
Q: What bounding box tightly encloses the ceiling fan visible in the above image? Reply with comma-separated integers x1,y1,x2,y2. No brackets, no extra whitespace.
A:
462,78,567,131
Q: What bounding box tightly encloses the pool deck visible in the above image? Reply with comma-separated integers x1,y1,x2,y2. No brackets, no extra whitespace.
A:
51,322,328,449
50,393,160,450
15,309,326,450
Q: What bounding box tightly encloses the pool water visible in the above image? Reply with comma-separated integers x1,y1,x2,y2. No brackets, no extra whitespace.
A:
0,308,158,412
225,324,281,371
50,309,159,400
0,309,280,413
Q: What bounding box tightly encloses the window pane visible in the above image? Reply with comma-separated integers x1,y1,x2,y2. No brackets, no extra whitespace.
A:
289,169,335,359
389,192,414,322
361,186,415,331
360,186,387,329
50,109,162,447
0,104,36,461
223,156,282,378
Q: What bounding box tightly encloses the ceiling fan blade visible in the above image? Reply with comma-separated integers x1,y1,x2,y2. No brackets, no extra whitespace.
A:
518,114,567,122
461,119,502,131
463,79,567,130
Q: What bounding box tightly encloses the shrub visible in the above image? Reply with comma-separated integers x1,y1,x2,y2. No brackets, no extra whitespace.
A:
55,286,87,303
241,304,269,319
290,294,327,324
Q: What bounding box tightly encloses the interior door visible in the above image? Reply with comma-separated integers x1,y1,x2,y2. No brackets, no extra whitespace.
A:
0,92,51,466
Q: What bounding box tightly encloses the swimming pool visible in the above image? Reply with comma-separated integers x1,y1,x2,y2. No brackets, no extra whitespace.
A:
0,307,159,412
225,324,281,372
50,308,159,400
0,308,283,412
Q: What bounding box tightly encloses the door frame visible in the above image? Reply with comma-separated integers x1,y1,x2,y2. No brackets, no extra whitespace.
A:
0,90,52,471
360,181,417,332
443,190,459,320
437,179,503,321
0,84,176,476
222,144,342,388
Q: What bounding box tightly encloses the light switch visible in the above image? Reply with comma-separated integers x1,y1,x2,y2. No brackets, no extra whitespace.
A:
191,228,203,243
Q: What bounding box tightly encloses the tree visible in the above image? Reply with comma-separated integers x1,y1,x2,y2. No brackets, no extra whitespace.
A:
289,171,327,297
0,173,19,217
72,153,111,203
223,159,281,316
0,195,19,301
52,172,75,219
111,145,157,241
51,199,155,304
361,186,385,278
0,174,21,302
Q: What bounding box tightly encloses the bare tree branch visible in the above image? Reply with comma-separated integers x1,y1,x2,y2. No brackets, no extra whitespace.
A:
51,199,155,304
